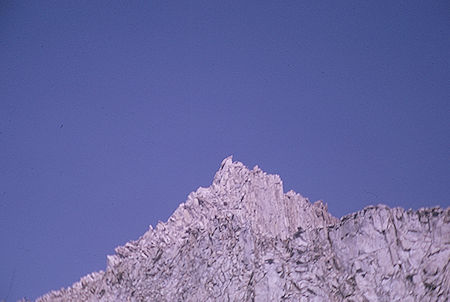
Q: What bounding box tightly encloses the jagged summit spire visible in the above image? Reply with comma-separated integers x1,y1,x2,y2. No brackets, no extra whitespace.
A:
209,156,337,239
220,155,233,169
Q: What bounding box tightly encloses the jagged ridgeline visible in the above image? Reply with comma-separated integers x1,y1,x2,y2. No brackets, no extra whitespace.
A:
37,157,449,301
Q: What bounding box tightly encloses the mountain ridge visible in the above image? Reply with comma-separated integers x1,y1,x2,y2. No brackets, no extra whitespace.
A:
36,157,449,301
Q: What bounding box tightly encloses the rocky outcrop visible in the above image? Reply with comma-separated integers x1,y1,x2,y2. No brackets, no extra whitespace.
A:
37,157,449,301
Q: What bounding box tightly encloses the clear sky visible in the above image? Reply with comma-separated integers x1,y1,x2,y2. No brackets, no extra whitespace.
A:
1,1,449,300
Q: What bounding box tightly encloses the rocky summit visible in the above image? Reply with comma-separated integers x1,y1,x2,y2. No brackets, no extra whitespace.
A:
37,157,449,301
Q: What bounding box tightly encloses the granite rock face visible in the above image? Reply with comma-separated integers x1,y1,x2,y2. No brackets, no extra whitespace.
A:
37,157,449,301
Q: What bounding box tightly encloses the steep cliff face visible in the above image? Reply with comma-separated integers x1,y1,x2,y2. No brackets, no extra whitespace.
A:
37,157,449,301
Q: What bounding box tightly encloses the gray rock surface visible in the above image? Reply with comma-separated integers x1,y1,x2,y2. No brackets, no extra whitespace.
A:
37,157,449,301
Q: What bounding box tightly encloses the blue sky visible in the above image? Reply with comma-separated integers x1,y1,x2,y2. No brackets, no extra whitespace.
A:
1,1,449,300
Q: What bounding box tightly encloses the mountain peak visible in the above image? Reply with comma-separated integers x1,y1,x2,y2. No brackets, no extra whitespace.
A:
208,156,336,239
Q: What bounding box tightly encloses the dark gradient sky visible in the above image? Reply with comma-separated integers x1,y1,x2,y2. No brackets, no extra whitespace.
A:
1,1,449,300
